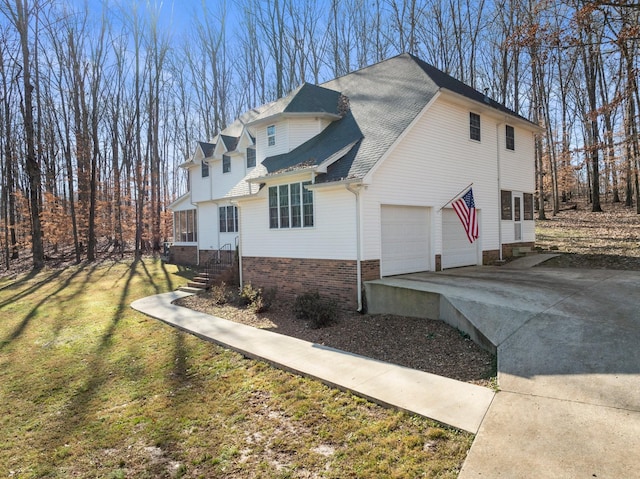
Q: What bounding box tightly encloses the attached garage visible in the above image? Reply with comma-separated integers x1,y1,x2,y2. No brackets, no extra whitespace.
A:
441,209,480,269
380,205,431,276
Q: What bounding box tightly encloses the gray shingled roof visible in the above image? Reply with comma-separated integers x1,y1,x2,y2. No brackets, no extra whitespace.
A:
318,54,443,182
198,141,215,158
227,53,536,191
220,135,239,152
249,83,342,124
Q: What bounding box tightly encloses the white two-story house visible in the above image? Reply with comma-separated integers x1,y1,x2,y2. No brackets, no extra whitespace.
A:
169,53,540,309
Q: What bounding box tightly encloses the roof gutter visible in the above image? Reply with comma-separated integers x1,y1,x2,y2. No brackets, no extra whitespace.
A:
246,167,317,184
247,111,342,128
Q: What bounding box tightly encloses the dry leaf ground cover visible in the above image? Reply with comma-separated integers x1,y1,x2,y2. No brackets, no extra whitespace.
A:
535,199,640,269
0,259,472,479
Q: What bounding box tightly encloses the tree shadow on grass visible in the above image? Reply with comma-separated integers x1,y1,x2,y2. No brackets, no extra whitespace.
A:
0,261,103,351
35,259,143,458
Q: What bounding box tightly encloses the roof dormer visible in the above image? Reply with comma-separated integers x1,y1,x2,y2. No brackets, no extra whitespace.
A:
246,83,344,129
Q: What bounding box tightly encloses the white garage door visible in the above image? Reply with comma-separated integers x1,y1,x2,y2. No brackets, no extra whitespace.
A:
442,209,479,269
381,205,430,276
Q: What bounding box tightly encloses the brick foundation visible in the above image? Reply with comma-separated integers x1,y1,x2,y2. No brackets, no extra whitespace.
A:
169,245,197,266
242,257,380,310
482,249,501,265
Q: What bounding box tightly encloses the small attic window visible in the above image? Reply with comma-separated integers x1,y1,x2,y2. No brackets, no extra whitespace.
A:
267,125,276,147
470,113,481,141
223,154,231,174
201,160,209,178
506,125,515,150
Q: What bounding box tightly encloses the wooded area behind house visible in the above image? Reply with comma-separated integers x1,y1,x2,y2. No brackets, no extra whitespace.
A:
0,0,638,270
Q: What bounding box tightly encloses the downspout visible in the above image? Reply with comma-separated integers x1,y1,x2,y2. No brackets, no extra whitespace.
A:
346,184,363,312
234,201,243,290
496,120,505,261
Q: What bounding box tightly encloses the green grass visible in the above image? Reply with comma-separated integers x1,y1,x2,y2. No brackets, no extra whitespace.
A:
0,258,472,478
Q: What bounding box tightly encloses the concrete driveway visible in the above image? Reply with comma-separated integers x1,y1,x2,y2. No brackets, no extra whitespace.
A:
389,263,640,478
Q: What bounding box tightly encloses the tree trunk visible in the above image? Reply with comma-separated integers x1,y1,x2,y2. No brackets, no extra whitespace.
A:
14,0,45,268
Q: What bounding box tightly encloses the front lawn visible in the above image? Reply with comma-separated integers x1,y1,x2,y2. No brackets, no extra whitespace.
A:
0,258,471,478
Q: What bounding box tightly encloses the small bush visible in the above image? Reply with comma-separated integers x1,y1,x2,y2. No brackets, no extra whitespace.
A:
239,283,276,313
293,291,338,329
250,287,276,313
209,282,231,305
239,283,260,307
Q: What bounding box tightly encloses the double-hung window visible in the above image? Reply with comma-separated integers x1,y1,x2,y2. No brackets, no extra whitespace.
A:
267,125,276,147
269,181,313,229
222,154,231,173
219,206,238,233
470,112,481,141
246,147,256,168
506,125,515,150
201,160,209,178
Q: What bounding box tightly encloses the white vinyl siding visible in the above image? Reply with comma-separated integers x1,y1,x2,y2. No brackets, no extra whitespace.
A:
197,202,218,249
362,97,529,263
255,118,324,164
240,183,357,260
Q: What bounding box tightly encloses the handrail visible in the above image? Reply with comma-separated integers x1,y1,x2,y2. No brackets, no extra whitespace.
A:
203,244,235,285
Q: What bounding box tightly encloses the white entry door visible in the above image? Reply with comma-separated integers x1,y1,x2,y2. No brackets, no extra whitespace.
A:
380,205,430,276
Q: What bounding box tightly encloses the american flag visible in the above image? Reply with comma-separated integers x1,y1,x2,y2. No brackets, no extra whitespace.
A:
452,188,479,243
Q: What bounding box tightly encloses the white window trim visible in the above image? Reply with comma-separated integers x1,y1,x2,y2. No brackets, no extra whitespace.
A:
470,112,481,142
506,124,515,151
268,181,314,229
267,124,276,147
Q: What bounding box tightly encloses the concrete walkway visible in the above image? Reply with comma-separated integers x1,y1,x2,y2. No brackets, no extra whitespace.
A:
131,292,495,434
132,258,640,477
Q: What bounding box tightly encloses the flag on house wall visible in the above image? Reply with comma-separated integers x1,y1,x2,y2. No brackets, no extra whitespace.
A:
452,188,479,243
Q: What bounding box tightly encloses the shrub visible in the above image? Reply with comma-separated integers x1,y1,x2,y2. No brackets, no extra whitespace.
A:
209,282,231,305
239,283,260,307
251,287,277,313
293,291,338,329
239,283,276,313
